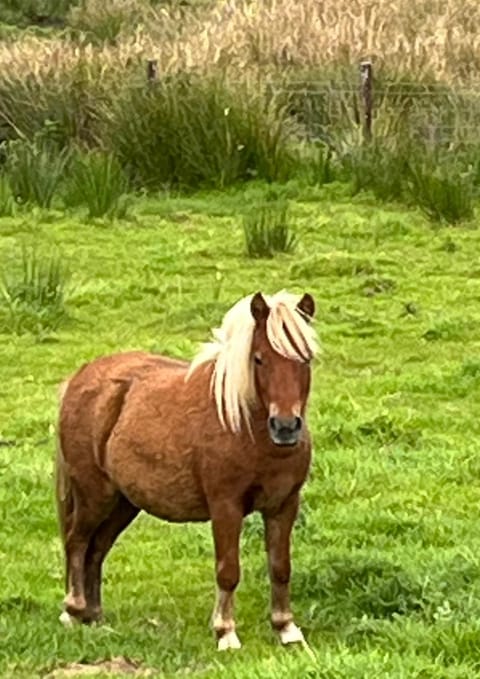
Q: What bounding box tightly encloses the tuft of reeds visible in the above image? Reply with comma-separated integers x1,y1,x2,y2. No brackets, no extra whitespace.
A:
6,138,71,208
64,150,130,218
407,155,475,224
0,247,70,335
243,202,297,258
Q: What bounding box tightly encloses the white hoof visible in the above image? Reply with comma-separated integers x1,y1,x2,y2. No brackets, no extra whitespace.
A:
279,621,305,645
59,611,78,627
217,630,242,651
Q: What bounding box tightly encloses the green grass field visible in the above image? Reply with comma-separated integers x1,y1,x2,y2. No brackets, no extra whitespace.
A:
1,182,480,677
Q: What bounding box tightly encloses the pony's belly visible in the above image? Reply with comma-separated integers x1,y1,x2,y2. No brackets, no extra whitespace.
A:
142,502,210,522
106,444,209,522
116,474,210,522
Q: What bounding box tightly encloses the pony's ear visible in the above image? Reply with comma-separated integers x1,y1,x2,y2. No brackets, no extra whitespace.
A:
297,293,315,320
250,292,269,321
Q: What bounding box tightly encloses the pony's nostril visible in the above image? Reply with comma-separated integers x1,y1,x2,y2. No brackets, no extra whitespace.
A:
268,416,278,432
294,416,302,432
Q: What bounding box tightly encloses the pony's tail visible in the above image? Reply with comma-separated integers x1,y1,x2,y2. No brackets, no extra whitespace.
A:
55,380,73,549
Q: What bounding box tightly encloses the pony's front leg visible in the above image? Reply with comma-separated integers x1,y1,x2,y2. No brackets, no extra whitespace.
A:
210,501,243,651
263,493,305,645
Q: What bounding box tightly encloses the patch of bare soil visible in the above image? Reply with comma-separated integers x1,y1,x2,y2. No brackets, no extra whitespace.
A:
45,656,153,678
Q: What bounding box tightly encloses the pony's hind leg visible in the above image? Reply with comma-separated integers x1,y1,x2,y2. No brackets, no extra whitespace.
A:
83,495,139,622
62,480,117,624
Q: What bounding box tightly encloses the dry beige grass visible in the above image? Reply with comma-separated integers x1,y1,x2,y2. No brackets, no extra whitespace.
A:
171,0,480,82
1,0,480,85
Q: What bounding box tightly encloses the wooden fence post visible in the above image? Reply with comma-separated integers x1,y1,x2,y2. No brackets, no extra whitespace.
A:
147,59,158,84
360,60,373,141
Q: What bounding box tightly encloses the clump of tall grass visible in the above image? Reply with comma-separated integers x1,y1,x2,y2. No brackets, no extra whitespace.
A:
64,150,130,218
300,142,337,185
0,57,115,148
0,248,70,335
407,155,475,224
99,74,297,190
5,137,70,208
342,140,409,202
243,202,297,258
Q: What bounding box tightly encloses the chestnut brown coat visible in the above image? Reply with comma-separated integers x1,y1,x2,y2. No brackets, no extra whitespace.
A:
56,291,317,649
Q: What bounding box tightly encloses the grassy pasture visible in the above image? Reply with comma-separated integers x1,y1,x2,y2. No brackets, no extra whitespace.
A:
1,183,480,677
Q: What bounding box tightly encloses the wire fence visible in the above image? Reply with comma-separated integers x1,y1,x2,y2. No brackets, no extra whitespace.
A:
257,62,480,146
2,58,480,150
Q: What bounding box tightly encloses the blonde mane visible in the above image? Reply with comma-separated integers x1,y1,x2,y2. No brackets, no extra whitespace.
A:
187,291,318,433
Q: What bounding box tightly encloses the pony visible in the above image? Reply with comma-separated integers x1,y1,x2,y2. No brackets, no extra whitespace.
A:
56,290,318,650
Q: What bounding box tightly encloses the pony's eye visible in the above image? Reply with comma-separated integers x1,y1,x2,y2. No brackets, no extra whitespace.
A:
254,354,263,365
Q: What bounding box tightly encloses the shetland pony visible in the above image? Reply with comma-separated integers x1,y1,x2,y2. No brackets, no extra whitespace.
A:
56,290,318,650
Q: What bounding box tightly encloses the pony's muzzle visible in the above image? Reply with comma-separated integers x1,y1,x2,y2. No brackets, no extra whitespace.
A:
268,416,302,446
